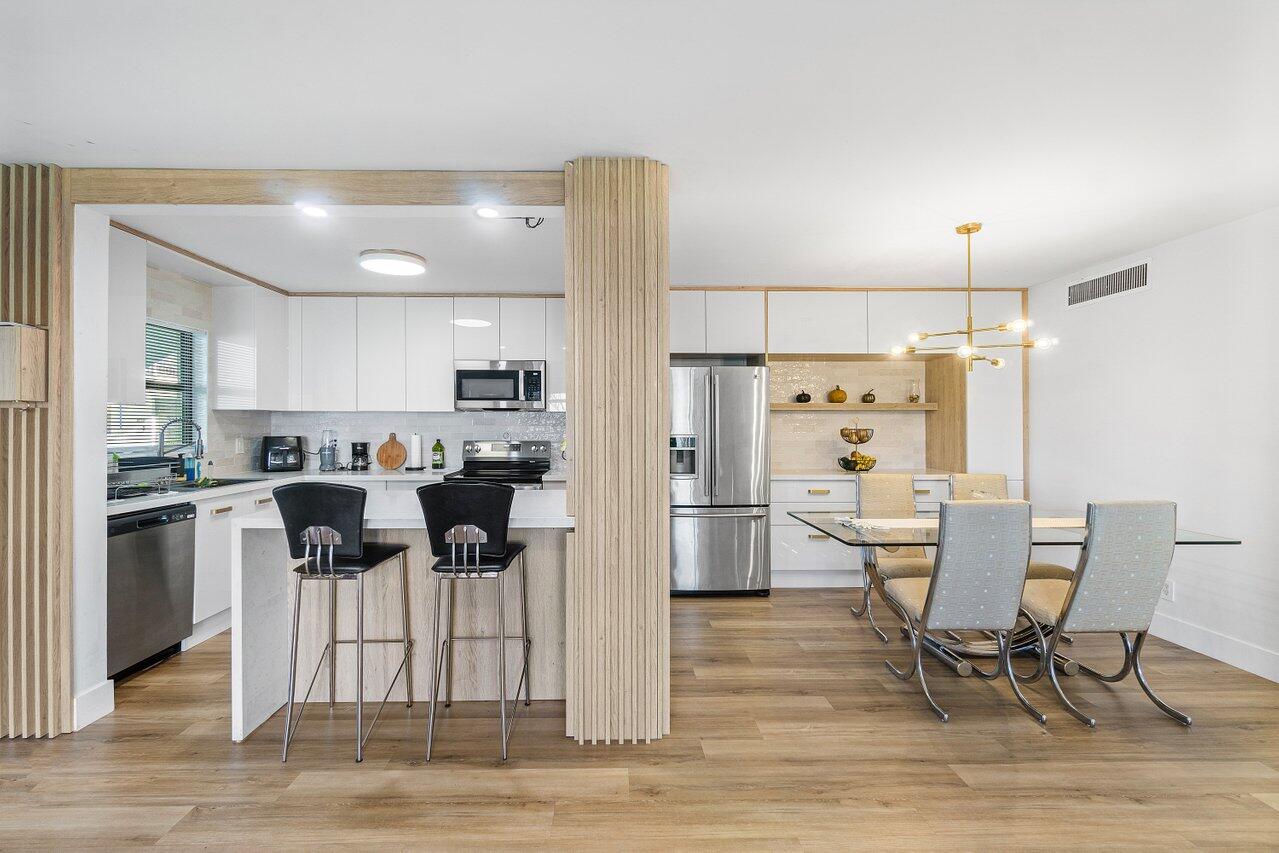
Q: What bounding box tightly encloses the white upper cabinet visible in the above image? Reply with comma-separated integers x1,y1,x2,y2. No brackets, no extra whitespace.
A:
767,291,868,353
106,228,147,405
405,297,454,412
499,298,546,360
669,290,707,353
545,297,567,411
254,290,290,410
866,291,968,354
300,297,358,411
966,290,1024,479
357,297,407,411
287,297,303,411
211,286,292,410
452,297,500,360
705,291,766,354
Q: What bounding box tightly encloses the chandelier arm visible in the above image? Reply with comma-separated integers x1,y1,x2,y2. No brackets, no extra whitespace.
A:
976,342,1039,349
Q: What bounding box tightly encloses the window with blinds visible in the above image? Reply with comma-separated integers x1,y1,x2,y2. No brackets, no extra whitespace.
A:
106,322,209,452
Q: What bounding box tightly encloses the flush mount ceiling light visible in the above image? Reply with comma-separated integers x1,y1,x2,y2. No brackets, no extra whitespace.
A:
474,205,545,229
358,249,427,276
294,202,328,218
451,318,493,328
890,222,1059,371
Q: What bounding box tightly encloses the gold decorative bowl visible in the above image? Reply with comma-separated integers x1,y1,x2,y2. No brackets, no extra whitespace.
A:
837,455,877,472
840,427,874,445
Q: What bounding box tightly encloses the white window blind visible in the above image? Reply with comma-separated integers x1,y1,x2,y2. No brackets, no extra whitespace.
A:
106,322,208,452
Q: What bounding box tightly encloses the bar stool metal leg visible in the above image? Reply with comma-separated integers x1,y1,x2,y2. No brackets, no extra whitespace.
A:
497,571,508,761
355,574,365,762
398,552,414,707
519,552,531,706
425,574,445,762
444,581,456,707
282,573,305,762
328,578,338,709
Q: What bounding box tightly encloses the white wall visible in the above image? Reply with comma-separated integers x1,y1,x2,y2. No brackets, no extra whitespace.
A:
1029,206,1279,680
72,207,114,727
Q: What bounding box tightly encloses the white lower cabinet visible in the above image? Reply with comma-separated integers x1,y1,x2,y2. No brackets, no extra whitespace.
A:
193,491,271,623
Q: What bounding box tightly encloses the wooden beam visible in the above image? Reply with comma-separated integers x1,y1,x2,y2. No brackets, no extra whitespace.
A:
67,169,565,206
108,221,289,296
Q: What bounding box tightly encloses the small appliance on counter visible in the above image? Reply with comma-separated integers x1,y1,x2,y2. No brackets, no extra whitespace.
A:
443,439,551,489
319,429,339,472
261,436,304,472
350,441,371,471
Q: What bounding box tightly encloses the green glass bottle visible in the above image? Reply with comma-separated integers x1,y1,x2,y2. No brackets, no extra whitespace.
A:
431,438,445,470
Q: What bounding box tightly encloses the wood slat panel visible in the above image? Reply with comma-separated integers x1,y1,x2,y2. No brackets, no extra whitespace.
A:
564,157,669,743
0,164,71,739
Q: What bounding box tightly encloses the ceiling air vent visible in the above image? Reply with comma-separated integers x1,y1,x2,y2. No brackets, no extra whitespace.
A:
1067,262,1148,307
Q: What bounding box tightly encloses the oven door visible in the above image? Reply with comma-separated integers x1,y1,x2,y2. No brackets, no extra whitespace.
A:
454,361,545,411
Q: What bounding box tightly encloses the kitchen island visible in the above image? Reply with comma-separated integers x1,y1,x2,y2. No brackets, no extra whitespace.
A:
229,485,573,741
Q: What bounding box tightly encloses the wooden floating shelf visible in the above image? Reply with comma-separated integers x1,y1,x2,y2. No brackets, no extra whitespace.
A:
770,402,938,412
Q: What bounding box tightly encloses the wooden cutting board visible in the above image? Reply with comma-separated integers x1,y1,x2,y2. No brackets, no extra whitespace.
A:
376,432,407,470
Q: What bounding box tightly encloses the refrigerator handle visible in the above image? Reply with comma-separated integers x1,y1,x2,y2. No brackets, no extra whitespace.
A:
712,374,720,498
704,373,713,497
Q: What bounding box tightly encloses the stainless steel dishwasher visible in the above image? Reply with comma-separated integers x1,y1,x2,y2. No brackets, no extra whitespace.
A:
107,503,197,678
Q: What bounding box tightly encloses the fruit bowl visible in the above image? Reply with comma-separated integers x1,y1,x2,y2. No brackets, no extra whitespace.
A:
840,426,874,445
837,452,877,472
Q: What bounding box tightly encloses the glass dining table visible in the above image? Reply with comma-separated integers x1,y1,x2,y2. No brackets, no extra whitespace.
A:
787,510,1242,674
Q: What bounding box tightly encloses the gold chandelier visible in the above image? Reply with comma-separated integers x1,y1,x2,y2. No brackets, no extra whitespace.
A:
891,222,1057,371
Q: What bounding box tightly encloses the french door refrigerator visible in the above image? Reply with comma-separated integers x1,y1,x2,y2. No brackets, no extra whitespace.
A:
670,366,771,594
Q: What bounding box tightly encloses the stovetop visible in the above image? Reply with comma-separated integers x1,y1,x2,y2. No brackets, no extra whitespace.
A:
443,439,552,490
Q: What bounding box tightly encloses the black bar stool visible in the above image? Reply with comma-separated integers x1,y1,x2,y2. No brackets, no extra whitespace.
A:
273,482,414,763
416,481,531,761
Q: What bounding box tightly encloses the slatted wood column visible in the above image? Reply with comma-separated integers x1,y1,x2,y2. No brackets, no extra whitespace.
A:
564,157,670,743
1,164,72,738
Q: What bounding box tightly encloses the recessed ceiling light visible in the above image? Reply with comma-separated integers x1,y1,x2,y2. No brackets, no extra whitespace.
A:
294,202,328,218
474,206,501,219
452,318,493,328
358,249,427,276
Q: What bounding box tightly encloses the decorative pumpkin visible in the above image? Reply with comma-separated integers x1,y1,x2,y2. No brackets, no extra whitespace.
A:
861,389,876,403
795,389,811,403
827,385,848,404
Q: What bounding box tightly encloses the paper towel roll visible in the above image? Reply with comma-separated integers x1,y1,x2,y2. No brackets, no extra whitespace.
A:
409,433,423,468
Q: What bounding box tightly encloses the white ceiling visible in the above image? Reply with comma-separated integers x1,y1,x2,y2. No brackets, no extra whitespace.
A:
5,1,1278,287
113,206,564,293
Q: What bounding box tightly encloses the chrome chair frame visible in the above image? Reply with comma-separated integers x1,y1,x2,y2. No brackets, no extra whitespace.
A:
425,524,532,762
281,526,414,763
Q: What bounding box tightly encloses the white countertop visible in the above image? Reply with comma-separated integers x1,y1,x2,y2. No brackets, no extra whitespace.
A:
106,468,568,517
235,485,574,529
770,468,953,481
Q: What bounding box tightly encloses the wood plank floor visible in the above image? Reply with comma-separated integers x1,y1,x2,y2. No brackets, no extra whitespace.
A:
4,589,1279,848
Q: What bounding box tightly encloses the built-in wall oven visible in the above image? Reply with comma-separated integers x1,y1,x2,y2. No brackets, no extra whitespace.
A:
454,360,546,411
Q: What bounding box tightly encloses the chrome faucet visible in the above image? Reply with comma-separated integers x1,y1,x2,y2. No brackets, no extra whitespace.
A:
157,418,205,460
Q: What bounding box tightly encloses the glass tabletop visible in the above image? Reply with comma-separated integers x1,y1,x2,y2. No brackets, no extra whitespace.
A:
787,511,1242,548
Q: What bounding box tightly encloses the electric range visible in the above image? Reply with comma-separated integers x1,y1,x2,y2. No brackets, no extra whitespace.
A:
443,439,552,490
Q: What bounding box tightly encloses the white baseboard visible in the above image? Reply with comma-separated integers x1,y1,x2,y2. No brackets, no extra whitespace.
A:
73,679,114,730
772,570,861,589
182,608,231,651
1150,611,1279,683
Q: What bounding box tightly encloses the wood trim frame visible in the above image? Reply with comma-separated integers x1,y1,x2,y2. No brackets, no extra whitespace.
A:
109,221,288,295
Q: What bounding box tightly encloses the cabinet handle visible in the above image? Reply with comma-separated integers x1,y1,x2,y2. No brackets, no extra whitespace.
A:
914,489,931,495
807,488,831,495
211,506,233,515
808,533,830,540
256,497,274,506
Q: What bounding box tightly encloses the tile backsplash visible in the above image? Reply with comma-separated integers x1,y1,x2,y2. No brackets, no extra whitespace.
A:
769,360,928,471
264,410,568,473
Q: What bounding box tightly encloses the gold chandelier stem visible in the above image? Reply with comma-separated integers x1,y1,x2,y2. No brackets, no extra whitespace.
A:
966,229,974,372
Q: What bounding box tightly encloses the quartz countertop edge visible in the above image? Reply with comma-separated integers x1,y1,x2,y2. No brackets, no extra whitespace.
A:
107,468,568,517
770,468,953,481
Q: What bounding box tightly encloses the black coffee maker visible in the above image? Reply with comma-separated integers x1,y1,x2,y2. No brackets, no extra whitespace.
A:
349,441,371,471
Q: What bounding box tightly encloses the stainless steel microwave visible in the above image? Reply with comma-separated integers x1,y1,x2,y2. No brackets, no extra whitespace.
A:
454,360,546,411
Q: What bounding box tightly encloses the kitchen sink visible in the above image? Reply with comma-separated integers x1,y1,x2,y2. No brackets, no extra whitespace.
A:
170,477,266,490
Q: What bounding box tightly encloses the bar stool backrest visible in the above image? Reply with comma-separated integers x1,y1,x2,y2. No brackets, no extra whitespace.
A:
1060,501,1176,634
923,500,1031,632
950,473,1009,501
858,472,926,557
273,482,367,559
417,481,515,560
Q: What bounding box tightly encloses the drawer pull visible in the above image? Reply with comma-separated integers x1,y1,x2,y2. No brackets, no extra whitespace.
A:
808,533,830,540
255,497,274,506
914,489,931,495
807,488,831,496
211,506,233,516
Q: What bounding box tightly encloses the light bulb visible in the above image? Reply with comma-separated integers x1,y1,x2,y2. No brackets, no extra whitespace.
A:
990,357,1006,369
1006,318,1028,332
1033,337,1053,349
890,345,905,356
908,331,925,343
956,344,974,358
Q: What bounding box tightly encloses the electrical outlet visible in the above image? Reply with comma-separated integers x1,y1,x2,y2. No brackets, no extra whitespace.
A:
1161,579,1175,603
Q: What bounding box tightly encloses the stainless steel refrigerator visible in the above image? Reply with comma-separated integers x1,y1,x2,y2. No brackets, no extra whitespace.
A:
670,366,770,594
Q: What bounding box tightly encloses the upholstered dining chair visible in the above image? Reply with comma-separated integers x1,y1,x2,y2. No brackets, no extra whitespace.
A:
881,500,1045,724
951,473,1075,583
1019,500,1190,728
853,473,933,641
